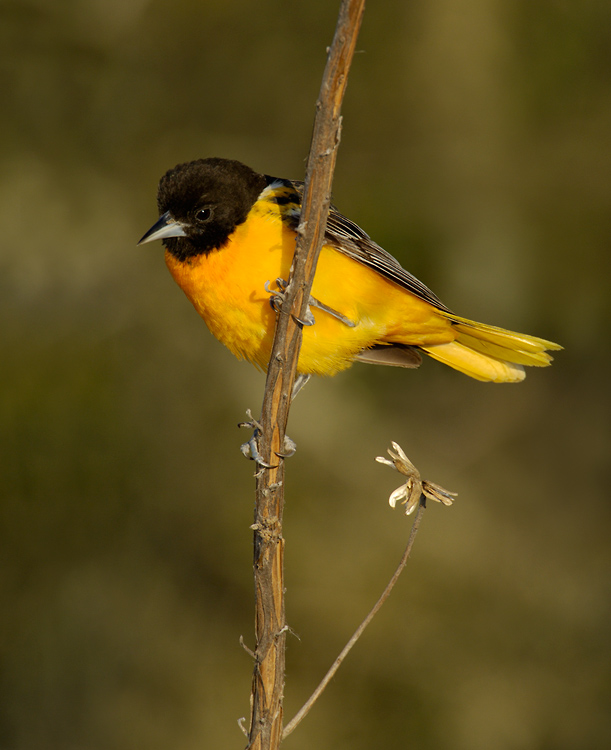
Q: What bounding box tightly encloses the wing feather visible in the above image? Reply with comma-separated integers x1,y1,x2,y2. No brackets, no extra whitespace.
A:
283,179,451,313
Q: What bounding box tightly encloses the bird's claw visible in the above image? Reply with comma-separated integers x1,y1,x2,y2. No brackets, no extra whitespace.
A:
265,278,288,314
292,308,316,327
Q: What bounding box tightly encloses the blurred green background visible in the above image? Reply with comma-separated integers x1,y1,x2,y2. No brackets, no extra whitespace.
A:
2,1,610,748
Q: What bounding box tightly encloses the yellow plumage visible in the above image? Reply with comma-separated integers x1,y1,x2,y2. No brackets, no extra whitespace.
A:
165,190,561,382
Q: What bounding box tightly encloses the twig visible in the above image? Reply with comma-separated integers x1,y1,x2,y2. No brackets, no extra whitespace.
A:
282,498,426,739
246,2,366,749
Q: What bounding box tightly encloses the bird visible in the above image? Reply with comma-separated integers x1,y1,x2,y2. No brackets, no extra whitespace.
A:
139,157,561,384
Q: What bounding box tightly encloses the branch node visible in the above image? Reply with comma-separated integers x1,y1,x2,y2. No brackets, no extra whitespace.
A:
240,635,256,660
251,516,282,543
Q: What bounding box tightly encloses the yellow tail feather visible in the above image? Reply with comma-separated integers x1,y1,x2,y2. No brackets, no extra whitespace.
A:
421,314,562,383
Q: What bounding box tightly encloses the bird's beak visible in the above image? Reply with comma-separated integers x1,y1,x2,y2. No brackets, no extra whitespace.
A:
138,211,187,245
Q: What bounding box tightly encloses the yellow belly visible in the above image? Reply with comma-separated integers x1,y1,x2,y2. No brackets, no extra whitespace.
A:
164,212,453,376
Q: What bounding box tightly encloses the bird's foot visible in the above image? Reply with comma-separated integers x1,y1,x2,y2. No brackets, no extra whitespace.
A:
308,297,357,328
265,278,357,328
265,278,289,314
291,373,311,401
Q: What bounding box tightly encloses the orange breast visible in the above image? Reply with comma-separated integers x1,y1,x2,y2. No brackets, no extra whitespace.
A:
165,212,454,376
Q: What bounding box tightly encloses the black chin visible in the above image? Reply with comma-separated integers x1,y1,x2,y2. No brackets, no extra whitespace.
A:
163,236,191,261
164,221,237,260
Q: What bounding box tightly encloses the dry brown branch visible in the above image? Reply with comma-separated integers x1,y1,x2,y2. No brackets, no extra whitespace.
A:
246,2,366,749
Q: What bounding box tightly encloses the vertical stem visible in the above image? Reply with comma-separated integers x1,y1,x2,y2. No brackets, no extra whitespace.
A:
248,456,287,750
246,2,366,749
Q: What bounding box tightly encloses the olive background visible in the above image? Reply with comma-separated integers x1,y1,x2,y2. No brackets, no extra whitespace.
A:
2,1,610,749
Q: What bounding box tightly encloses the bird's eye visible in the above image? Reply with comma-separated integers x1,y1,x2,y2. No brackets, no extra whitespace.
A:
195,207,212,222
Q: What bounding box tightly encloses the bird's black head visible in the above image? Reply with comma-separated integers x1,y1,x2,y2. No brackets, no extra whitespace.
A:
139,158,268,261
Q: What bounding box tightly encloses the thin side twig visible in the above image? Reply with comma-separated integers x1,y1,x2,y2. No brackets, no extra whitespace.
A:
283,498,426,739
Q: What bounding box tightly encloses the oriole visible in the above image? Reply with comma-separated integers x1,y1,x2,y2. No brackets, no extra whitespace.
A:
139,157,561,382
